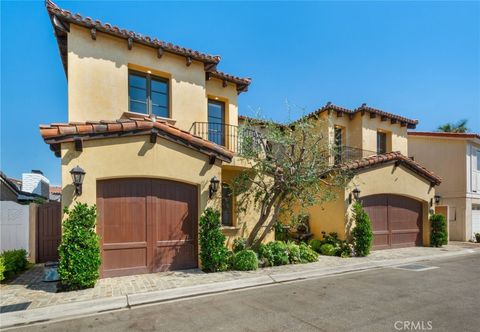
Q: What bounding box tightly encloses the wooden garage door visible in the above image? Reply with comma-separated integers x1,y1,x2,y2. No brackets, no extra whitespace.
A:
97,179,198,278
362,194,422,250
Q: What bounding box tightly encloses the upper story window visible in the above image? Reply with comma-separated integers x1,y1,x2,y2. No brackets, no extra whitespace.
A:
476,150,480,171
377,131,387,154
334,127,343,164
129,70,169,118
208,99,225,146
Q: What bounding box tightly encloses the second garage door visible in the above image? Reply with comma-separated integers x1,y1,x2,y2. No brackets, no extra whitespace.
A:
97,178,198,278
362,194,423,250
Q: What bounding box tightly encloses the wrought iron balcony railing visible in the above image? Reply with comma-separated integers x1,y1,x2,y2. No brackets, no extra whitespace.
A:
331,146,377,164
189,122,263,154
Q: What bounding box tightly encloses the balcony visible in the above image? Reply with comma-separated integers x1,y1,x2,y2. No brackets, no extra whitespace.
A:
332,146,377,164
189,122,262,154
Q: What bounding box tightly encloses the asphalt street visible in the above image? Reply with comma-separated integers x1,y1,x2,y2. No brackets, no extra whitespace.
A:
9,253,480,332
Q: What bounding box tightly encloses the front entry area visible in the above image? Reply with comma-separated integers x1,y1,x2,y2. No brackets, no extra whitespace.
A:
97,178,198,278
362,194,423,250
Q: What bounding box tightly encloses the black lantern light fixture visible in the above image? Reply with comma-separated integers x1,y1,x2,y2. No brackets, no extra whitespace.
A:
349,187,361,204
434,195,441,204
209,176,220,199
70,165,86,196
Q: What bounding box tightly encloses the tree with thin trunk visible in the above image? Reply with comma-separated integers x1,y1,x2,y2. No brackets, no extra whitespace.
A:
437,119,469,133
233,115,351,248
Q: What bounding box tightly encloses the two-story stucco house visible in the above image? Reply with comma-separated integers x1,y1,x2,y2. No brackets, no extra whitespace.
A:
408,132,480,241
41,1,441,278
266,103,441,250
41,1,261,277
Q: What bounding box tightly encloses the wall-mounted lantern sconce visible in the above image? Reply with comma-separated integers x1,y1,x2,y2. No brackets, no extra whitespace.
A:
70,165,86,196
349,187,361,204
434,195,441,205
209,176,220,199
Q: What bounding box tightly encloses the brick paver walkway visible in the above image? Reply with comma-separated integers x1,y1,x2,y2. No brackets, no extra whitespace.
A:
1,243,477,313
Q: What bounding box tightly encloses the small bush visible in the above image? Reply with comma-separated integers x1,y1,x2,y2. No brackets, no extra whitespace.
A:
58,203,101,290
321,232,341,246
352,202,373,257
199,208,229,272
299,243,319,263
266,241,289,266
257,243,274,267
320,243,336,256
286,241,301,264
232,238,246,253
430,214,448,247
1,249,28,280
309,239,323,253
233,250,258,271
0,256,5,281
475,233,480,243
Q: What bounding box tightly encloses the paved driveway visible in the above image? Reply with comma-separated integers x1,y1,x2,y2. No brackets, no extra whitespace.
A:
11,252,480,332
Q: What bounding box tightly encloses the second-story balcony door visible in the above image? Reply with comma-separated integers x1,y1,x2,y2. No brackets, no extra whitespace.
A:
334,127,343,164
208,99,225,146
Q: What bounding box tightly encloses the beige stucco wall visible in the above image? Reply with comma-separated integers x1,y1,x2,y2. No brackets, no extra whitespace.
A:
67,25,238,131
304,164,435,246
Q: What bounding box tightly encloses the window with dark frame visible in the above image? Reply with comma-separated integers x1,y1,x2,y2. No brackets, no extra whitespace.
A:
128,70,169,118
334,127,343,164
377,131,387,154
221,183,233,227
208,99,225,146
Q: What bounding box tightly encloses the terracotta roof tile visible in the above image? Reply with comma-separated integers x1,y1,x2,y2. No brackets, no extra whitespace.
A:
300,102,418,128
40,115,234,162
45,1,251,93
339,151,441,185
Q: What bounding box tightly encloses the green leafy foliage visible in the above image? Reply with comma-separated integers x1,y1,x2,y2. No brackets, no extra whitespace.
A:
286,241,301,264
233,250,258,271
352,202,373,257
199,208,229,272
257,243,274,267
309,239,323,253
0,256,4,281
437,119,469,133
232,238,247,253
0,249,28,280
320,243,336,256
430,214,448,247
265,241,290,266
299,243,319,263
58,203,101,290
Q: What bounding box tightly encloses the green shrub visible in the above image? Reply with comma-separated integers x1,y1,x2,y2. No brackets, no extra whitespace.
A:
274,222,288,242
1,249,28,280
321,232,341,246
0,256,4,281
257,243,274,267
309,239,323,253
430,214,448,247
233,250,258,271
299,243,319,263
199,208,229,272
266,241,289,266
320,243,336,256
475,233,480,243
352,202,373,257
232,238,246,253
58,203,101,290
286,241,301,264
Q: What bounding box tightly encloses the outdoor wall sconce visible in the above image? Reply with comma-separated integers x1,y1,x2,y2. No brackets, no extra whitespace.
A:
70,165,86,196
209,176,220,199
349,187,361,204
434,195,441,204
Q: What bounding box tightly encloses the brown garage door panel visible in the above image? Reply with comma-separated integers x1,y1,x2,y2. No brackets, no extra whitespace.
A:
97,178,198,278
362,194,423,250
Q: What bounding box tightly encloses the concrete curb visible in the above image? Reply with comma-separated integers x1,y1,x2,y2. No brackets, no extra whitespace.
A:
0,248,476,329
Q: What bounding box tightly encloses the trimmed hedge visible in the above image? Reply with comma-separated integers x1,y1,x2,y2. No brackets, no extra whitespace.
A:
199,208,229,272
0,249,28,281
320,243,336,256
233,250,258,271
265,241,290,266
58,203,101,290
299,243,319,263
286,241,301,264
430,214,448,247
352,202,373,257
309,239,323,253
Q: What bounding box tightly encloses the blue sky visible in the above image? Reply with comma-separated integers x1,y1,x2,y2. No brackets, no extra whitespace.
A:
1,1,479,185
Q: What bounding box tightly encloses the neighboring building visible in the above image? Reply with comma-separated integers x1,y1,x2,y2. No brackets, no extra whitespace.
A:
1,172,21,202
49,186,62,202
408,132,480,241
21,170,50,198
41,1,440,278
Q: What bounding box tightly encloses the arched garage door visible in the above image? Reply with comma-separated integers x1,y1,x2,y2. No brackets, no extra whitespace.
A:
362,194,423,250
97,178,198,278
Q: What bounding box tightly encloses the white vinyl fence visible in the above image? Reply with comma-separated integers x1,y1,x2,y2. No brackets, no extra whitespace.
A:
0,201,30,252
